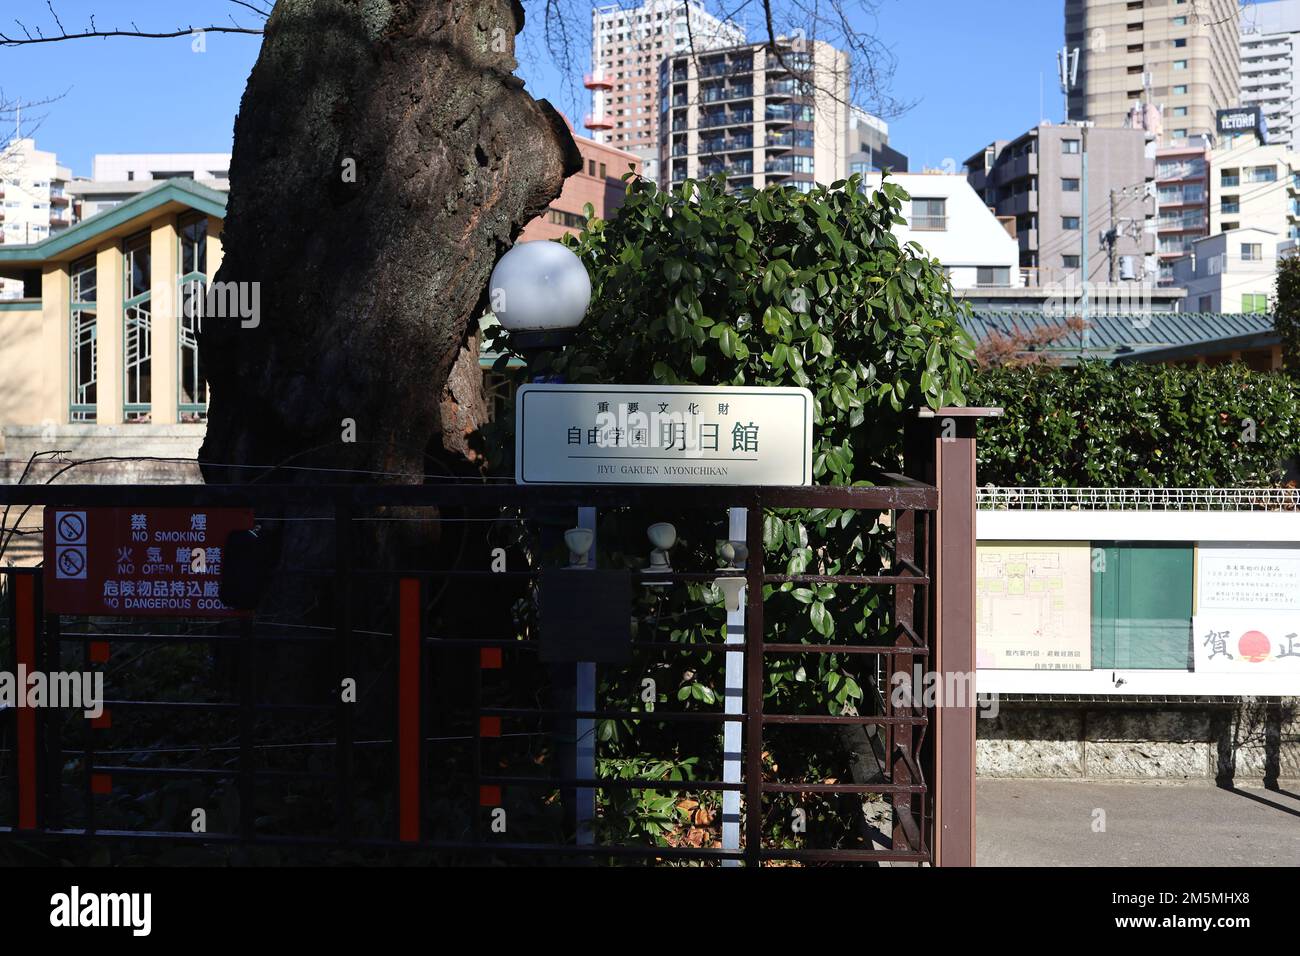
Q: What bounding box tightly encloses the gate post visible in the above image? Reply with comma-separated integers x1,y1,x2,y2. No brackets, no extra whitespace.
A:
905,406,1000,867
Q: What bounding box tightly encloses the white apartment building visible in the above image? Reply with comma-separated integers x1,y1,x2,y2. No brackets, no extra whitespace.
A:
1171,227,1279,317
586,0,745,183
0,138,74,246
863,172,1023,290
1209,129,1300,239
70,152,231,219
659,37,851,192
0,137,75,297
1240,0,1300,152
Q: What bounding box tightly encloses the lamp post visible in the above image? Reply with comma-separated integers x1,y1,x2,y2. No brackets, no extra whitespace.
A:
489,239,595,845
489,239,591,353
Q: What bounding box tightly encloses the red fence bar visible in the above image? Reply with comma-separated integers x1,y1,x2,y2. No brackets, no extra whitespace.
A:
398,577,421,842
906,407,1001,867
14,574,37,830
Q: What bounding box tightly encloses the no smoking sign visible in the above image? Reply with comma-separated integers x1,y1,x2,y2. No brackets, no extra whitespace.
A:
54,510,88,580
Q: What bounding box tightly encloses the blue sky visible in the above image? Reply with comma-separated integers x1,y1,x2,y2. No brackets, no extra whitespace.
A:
0,0,1125,176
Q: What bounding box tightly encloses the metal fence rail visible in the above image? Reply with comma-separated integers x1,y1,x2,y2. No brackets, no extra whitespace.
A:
978,486,1300,512
0,478,944,865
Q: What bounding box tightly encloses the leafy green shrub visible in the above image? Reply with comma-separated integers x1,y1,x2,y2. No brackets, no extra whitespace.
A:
485,173,977,852
494,171,975,476
969,362,1300,487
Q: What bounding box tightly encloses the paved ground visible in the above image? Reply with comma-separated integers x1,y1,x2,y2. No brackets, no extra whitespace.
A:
976,779,1300,866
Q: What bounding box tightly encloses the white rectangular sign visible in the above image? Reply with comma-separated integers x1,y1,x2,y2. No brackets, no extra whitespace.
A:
1192,612,1300,674
515,383,813,485
1196,543,1300,613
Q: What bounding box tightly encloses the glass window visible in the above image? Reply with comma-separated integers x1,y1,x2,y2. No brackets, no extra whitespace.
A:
1062,216,1081,230
1063,254,1080,268
1062,139,1080,154
178,215,210,421
70,256,98,423
1242,243,1262,261
1062,177,1080,191
911,197,946,230
976,266,1010,287
1242,293,1268,313
123,233,152,422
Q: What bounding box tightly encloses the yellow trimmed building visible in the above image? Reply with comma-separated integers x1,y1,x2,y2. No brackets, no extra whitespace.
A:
0,179,226,483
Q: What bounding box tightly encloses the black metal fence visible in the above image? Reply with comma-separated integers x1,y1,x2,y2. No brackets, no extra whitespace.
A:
0,478,938,865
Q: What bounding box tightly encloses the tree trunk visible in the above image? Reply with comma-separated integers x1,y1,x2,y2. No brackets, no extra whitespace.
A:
198,0,579,617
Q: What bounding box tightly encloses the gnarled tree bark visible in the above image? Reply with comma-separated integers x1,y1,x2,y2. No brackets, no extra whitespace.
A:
198,0,578,617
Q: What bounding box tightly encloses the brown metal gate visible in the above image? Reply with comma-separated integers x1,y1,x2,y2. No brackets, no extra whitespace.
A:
0,413,984,865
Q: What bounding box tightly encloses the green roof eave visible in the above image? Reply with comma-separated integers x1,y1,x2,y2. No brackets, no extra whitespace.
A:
0,178,228,266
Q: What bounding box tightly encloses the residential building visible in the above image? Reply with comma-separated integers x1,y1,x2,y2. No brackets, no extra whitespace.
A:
1208,127,1300,237
586,0,745,183
1064,0,1239,143
519,129,642,241
863,172,1019,290
965,122,1157,290
659,37,851,192
846,108,908,175
1170,226,1281,319
1154,137,1210,284
70,152,231,219
1239,0,1300,151
0,179,227,488
0,138,77,298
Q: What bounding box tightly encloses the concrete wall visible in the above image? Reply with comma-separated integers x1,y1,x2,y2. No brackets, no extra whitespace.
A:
978,700,1300,784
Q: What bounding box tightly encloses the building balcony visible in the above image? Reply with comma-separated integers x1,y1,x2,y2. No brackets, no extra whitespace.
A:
698,59,753,78
700,111,754,129
765,80,804,97
50,193,69,207
699,136,753,153
700,161,753,178
993,152,1037,187
584,114,614,131
701,85,753,103
584,72,614,91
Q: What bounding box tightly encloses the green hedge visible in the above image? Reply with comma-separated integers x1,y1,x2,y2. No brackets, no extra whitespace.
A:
967,362,1300,488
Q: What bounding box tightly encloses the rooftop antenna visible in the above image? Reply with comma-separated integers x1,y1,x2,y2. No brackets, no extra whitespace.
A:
1057,45,1079,96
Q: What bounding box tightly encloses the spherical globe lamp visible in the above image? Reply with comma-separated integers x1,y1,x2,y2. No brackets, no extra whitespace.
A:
488,240,591,351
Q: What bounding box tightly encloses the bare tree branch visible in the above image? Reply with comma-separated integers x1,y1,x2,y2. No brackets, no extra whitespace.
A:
0,0,266,47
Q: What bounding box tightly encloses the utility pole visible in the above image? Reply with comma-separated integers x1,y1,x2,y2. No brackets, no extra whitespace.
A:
1081,124,1089,326
1108,188,1119,282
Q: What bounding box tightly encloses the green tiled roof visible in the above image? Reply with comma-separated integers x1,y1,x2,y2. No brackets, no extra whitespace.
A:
964,311,1276,362
0,178,227,266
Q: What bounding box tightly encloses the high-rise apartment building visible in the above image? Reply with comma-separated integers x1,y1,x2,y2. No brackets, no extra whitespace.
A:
658,37,855,192
1153,138,1210,284
1208,126,1300,239
1240,0,1300,152
586,0,745,184
965,122,1156,288
1064,0,1238,143
0,137,76,298
0,138,75,247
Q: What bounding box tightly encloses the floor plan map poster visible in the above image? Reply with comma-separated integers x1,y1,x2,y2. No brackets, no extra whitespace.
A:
976,542,1092,670
1193,544,1300,674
